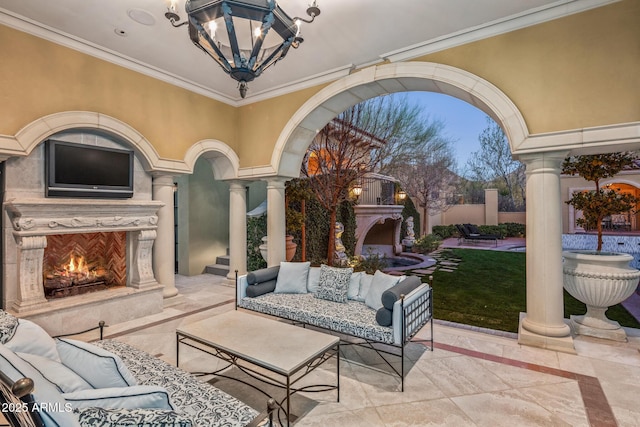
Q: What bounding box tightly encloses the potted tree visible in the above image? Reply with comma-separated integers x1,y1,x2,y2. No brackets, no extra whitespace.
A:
562,152,640,341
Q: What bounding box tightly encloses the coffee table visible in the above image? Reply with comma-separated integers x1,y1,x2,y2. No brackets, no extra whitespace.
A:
176,310,339,425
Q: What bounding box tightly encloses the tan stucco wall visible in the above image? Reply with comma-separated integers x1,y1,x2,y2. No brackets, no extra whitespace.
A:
417,0,640,134
1,0,637,168
0,25,238,160
236,85,327,168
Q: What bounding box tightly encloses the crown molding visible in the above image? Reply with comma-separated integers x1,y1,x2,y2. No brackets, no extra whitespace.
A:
382,0,620,63
0,8,237,105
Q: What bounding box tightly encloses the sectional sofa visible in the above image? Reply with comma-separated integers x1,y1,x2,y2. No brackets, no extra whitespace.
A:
236,262,433,391
0,311,262,427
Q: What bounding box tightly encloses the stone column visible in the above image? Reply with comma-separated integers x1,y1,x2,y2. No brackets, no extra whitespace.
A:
13,235,48,313
266,178,287,266
227,181,247,279
518,151,574,353
152,174,178,298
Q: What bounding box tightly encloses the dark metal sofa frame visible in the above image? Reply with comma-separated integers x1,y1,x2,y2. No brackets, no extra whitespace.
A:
236,272,434,392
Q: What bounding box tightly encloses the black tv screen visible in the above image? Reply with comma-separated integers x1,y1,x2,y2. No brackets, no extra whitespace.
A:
45,140,134,198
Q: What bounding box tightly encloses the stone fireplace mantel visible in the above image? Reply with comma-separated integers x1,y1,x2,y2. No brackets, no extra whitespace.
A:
3,198,165,331
5,199,163,236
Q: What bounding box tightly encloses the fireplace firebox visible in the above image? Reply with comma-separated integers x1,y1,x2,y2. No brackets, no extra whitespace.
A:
43,232,126,299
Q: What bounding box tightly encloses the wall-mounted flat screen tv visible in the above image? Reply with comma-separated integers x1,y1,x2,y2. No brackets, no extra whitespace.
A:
45,139,134,199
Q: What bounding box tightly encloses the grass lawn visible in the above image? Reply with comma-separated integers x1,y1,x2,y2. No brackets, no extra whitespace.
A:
425,248,640,334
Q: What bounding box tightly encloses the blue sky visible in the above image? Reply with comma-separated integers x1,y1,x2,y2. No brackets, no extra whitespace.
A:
394,91,494,172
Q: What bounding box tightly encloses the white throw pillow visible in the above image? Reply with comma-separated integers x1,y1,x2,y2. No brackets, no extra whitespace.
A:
274,261,310,294
307,267,322,293
347,271,364,300
356,273,374,302
56,338,137,389
17,352,93,393
0,345,79,427
365,270,402,310
63,385,174,410
6,319,61,362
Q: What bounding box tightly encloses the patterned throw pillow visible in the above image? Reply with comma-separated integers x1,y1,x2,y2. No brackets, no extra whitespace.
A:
0,310,18,344
315,265,353,303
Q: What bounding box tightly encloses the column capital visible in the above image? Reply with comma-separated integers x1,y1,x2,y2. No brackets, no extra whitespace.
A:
517,150,570,171
152,174,175,188
227,180,248,191
263,177,289,189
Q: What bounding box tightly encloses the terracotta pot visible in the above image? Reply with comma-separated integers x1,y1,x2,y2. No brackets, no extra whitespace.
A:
259,236,298,262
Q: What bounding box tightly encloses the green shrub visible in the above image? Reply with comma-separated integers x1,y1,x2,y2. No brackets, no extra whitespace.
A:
247,215,267,271
412,234,442,254
502,222,526,237
350,249,389,274
477,224,506,238
432,225,457,239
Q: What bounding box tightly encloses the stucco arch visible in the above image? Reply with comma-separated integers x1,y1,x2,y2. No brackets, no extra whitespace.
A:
0,111,241,179
183,140,240,181
271,62,529,177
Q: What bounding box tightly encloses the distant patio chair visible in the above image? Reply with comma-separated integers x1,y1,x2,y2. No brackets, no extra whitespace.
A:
456,224,499,247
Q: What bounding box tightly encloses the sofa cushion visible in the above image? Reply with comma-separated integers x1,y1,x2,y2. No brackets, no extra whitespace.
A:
74,407,193,427
307,267,322,293
94,340,259,426
245,279,276,298
381,276,423,310
347,271,363,300
0,344,80,427
356,273,374,302
6,319,61,362
17,352,93,393
0,310,18,344
246,266,280,285
315,265,352,303
63,385,174,410
56,339,137,389
274,262,310,294
375,307,393,327
238,293,394,344
365,271,402,310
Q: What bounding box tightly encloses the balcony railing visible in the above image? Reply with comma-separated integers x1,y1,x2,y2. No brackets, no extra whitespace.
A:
354,174,399,205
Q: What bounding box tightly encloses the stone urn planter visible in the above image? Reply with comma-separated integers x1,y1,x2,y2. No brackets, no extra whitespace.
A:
562,250,640,341
259,236,297,262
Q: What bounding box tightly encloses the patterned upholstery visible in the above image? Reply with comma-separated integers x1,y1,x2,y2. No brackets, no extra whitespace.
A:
315,265,352,303
75,407,193,427
0,310,18,344
93,340,258,427
238,293,395,344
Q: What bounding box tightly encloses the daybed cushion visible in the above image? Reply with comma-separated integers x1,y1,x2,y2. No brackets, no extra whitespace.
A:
307,267,322,293
6,319,61,362
63,385,174,410
74,407,193,427
365,271,402,310
315,265,353,303
17,352,93,393
347,271,363,300
94,340,258,426
375,307,393,327
56,338,138,389
0,310,18,344
0,344,81,427
245,279,276,298
274,261,310,294
246,266,280,285
356,273,374,302
238,293,394,344
381,276,423,310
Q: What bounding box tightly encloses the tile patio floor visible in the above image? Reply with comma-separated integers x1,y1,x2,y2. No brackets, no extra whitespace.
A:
43,273,640,426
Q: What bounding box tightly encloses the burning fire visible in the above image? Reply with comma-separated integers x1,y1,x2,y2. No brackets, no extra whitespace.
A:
61,254,97,280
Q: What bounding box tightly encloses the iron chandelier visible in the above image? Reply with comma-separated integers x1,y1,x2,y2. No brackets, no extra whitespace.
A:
166,0,320,98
